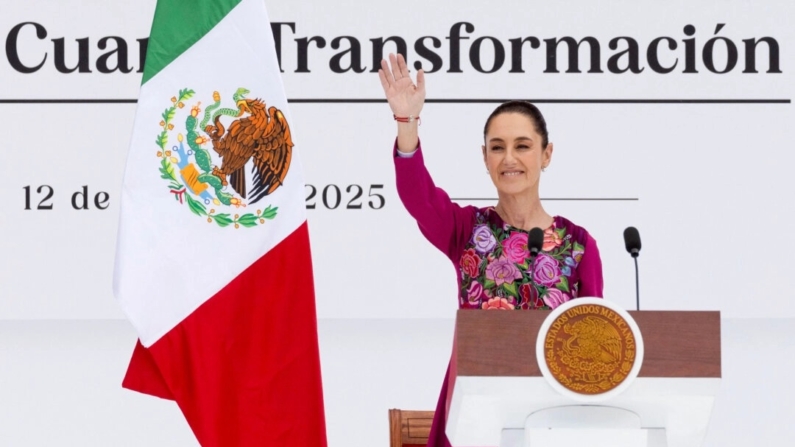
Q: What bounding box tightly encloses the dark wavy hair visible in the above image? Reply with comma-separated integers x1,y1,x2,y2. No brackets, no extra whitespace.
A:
483,101,549,149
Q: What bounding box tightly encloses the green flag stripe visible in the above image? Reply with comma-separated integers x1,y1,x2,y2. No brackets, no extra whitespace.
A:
142,0,242,85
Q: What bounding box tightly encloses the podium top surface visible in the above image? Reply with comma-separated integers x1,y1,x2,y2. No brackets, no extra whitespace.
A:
454,310,721,378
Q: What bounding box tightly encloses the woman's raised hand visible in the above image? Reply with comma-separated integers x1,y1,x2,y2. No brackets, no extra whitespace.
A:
378,53,426,118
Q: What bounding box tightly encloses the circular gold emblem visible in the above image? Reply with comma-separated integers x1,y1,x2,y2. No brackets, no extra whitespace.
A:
542,302,637,395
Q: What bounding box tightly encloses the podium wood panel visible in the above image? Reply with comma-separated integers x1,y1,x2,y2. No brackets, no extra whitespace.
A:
455,309,720,378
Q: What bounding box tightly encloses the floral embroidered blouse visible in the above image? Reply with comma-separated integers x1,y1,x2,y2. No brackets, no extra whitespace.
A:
394,143,604,309
460,209,594,310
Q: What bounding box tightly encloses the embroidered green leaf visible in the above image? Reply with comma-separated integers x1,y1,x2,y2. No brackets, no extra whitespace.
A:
157,130,169,149
573,242,584,252
159,158,177,181
552,242,571,259
503,282,519,298
213,213,233,227
186,194,207,216
237,214,258,227
556,228,565,238
162,107,176,123
556,276,570,292
483,279,496,289
168,181,183,190
178,88,196,102
479,258,489,274
261,205,278,219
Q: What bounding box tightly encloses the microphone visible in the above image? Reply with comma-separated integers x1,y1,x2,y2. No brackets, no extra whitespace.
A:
527,227,544,307
528,227,544,259
623,227,641,258
623,227,641,310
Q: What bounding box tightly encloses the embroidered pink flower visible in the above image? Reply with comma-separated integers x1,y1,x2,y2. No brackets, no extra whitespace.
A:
543,226,563,251
460,248,481,278
543,288,571,309
533,253,561,286
502,231,530,263
482,297,514,310
466,281,484,306
472,224,497,254
486,256,522,286
519,283,543,309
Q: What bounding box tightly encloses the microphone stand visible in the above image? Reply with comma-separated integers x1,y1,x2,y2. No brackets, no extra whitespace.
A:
633,255,640,311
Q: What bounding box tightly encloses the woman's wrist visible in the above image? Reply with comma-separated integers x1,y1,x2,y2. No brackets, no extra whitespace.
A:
394,109,420,152
396,121,419,130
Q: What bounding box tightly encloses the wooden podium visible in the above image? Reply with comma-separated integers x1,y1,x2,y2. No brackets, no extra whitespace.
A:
446,308,721,447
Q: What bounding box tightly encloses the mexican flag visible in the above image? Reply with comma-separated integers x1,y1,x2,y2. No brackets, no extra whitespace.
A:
112,1,327,446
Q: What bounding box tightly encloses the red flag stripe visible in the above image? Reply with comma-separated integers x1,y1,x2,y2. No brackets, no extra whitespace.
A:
124,222,327,446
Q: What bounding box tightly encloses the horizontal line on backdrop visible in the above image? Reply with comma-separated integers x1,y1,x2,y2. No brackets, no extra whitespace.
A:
292,98,791,104
0,98,790,104
453,198,639,201
0,99,138,104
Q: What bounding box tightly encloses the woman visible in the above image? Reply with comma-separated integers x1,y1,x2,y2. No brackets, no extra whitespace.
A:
378,53,604,447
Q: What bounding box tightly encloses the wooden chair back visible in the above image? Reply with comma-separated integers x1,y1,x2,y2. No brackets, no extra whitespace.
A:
388,409,434,447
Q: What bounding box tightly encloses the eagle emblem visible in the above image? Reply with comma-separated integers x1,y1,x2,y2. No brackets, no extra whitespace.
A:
563,316,623,367
154,88,292,228
544,304,638,395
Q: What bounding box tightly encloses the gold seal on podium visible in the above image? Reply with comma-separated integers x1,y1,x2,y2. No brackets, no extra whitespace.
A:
536,298,644,400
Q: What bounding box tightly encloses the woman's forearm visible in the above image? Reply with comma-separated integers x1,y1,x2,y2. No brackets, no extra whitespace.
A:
396,121,419,153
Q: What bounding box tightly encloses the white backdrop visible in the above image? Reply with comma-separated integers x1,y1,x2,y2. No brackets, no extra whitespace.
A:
1,0,793,319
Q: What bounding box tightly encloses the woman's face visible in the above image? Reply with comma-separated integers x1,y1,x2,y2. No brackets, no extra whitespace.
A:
482,113,553,197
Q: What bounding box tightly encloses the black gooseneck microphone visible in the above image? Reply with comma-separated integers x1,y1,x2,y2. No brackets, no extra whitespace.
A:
528,227,545,259
527,227,545,305
623,226,642,310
